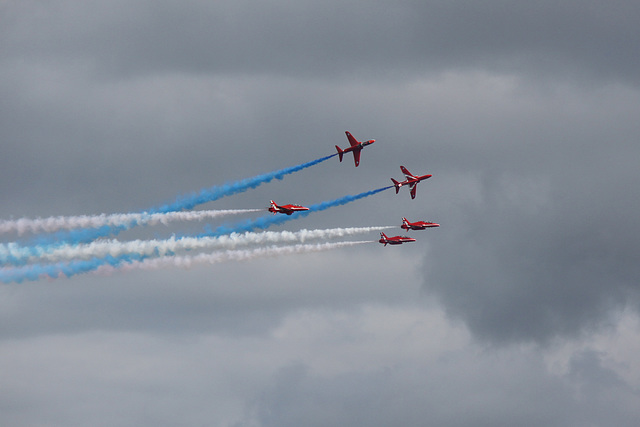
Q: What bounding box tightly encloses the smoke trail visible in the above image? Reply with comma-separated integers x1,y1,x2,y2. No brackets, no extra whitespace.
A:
1,186,391,282
0,209,261,265
28,226,395,263
0,209,261,236
4,154,336,251
0,253,147,284
95,241,372,276
151,154,337,213
0,241,372,283
207,186,394,237
2,185,391,267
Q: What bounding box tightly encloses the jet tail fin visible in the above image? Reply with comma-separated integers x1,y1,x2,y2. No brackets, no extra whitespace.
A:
379,232,388,246
335,145,344,162
391,178,401,194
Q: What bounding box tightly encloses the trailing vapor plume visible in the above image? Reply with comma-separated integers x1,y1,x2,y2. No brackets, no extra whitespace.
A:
0,209,260,265
2,154,336,249
0,253,146,284
95,241,373,276
152,154,337,213
0,241,373,283
27,226,395,263
0,209,260,236
0,186,392,282
1,186,391,267
207,186,393,237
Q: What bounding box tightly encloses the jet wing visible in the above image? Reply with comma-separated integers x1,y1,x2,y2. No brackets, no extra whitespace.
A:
352,149,361,167
410,185,418,199
400,166,415,178
346,131,360,147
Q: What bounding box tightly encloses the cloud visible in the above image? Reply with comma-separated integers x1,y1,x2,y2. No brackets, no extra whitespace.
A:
408,72,640,344
2,1,640,425
424,157,640,343
3,1,639,83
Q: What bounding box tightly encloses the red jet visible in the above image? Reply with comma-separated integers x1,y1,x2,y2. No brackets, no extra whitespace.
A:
401,217,440,230
268,200,310,215
335,131,375,167
391,166,432,199
378,232,416,246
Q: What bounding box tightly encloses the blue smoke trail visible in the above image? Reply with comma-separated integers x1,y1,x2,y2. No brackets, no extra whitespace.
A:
0,253,147,284
203,186,393,237
2,154,337,265
151,153,337,213
0,186,391,283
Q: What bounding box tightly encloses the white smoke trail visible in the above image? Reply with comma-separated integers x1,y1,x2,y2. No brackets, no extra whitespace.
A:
95,241,372,275
0,209,261,235
28,226,394,263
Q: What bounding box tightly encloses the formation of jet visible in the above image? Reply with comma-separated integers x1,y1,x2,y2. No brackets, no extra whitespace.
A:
271,132,439,247
391,166,432,199
268,200,309,215
378,232,416,246
335,131,375,167
401,217,440,230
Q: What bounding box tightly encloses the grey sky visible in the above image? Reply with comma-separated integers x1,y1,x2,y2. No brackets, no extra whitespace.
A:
2,1,640,425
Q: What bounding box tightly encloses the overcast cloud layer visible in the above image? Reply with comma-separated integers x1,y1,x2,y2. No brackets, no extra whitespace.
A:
2,1,640,426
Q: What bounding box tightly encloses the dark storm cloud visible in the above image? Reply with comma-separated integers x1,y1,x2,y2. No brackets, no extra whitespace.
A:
339,73,640,345
426,173,640,343
3,0,639,82
421,81,640,344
